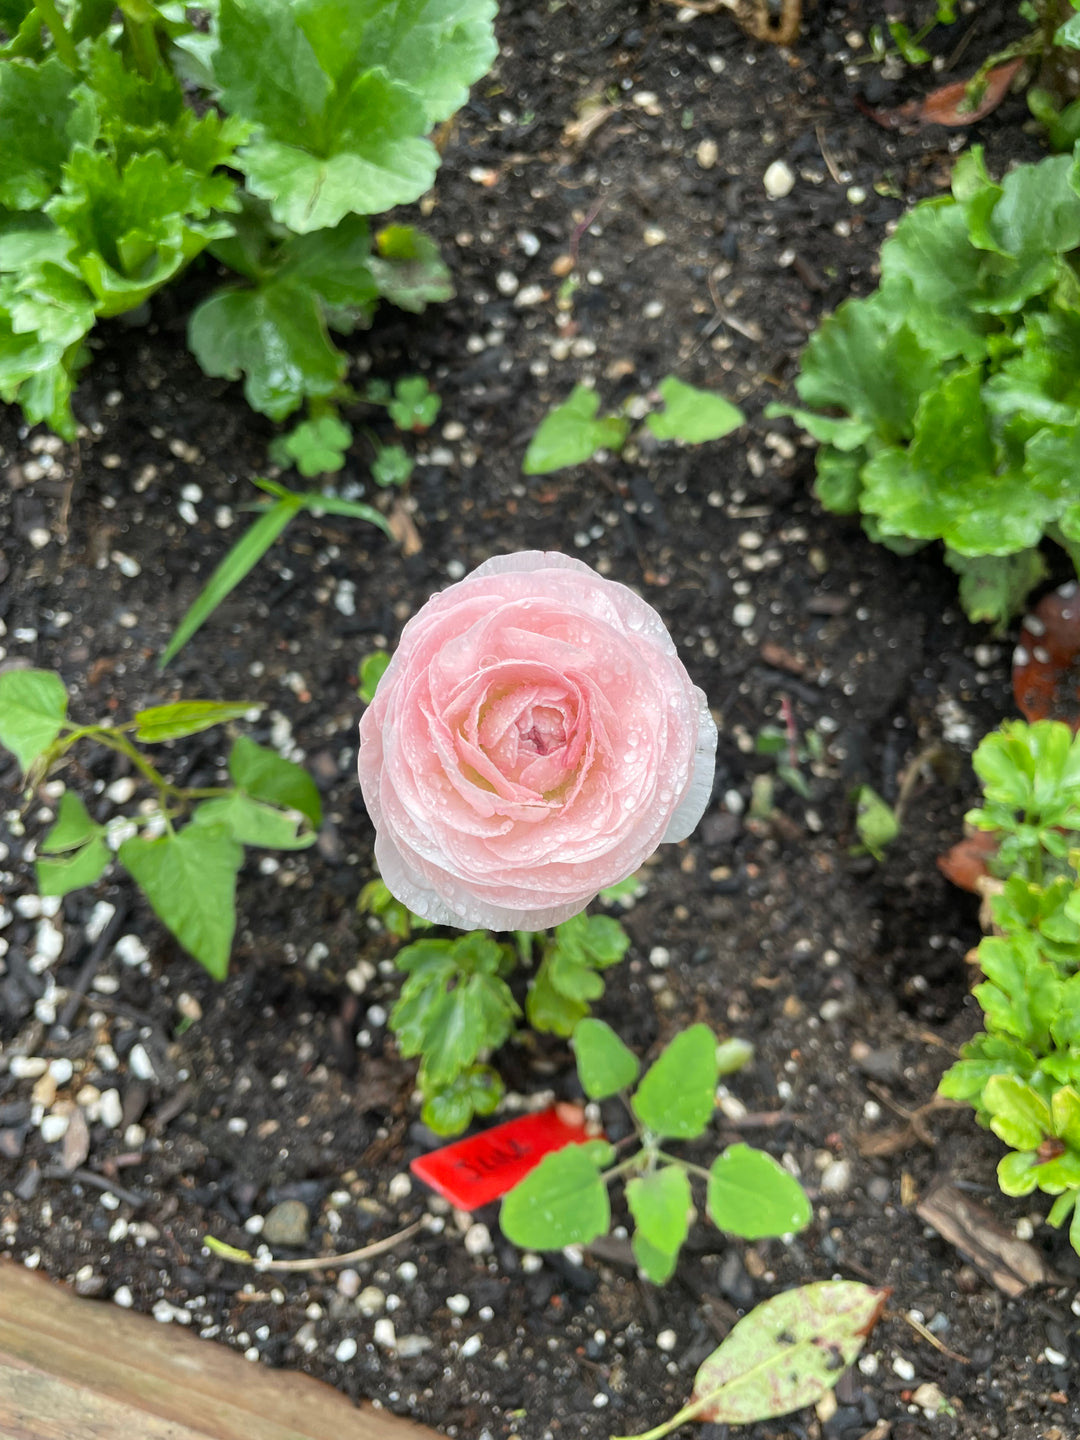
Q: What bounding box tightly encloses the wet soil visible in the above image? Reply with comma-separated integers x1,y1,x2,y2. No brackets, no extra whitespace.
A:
3,2,1079,1438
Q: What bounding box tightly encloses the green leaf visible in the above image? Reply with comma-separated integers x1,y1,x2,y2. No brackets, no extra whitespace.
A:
968,154,1080,313
609,1282,887,1437
0,55,92,209
46,147,237,317
522,385,629,474
37,832,110,897
420,1063,503,1136
983,1073,1051,1151
944,549,1048,630
860,366,1053,556
632,1024,719,1139
369,224,453,313
388,374,440,432
0,667,68,771
160,494,301,666
499,1142,611,1250
852,785,899,860
707,1144,812,1240
118,823,244,980
997,1149,1040,1197
371,443,413,488
763,404,872,452
133,699,259,743
1058,7,1080,46
274,215,380,327
229,735,322,828
627,1165,692,1283
572,1018,641,1099
877,200,992,362
813,446,864,515
269,415,351,476
192,793,315,850
938,1033,1039,1104
37,790,98,854
646,376,744,444
188,279,346,420
358,650,392,705
794,293,942,440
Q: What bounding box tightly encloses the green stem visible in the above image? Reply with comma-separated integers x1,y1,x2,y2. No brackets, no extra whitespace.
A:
608,1393,716,1440
658,1152,711,1185
119,0,159,78
33,0,80,70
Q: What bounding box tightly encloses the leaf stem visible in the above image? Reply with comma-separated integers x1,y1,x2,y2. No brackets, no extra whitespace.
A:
33,0,80,70
608,1394,714,1440
658,1152,711,1184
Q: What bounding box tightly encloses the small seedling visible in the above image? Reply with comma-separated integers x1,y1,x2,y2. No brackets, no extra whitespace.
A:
522,376,744,475
852,785,900,860
269,413,353,476
371,443,415,488
0,671,321,979
500,1020,811,1281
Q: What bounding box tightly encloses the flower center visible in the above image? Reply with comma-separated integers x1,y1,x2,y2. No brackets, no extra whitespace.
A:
516,704,567,757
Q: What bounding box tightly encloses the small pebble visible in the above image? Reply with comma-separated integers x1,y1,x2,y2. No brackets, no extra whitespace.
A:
763,159,795,199
696,138,718,170
113,1286,135,1308
460,1333,483,1359
892,1355,915,1381
99,1089,123,1128
334,1337,358,1362
656,1329,677,1352
373,1318,396,1350
446,1293,470,1316
10,1056,48,1079
128,1043,157,1081
262,1200,310,1248
40,1114,70,1143
733,602,756,628
820,1159,852,1194
464,1222,493,1257
357,1286,386,1316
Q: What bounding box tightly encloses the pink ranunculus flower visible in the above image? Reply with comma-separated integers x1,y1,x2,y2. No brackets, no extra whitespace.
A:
357,551,717,931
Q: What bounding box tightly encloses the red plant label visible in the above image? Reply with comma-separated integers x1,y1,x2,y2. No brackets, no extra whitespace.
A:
410,1104,597,1210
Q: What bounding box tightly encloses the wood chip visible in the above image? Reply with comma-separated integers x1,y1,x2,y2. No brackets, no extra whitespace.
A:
387,500,423,557
916,1181,1057,1297
59,1108,90,1174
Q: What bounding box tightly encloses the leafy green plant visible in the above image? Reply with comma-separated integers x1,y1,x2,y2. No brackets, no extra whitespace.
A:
500,1021,811,1282
0,668,321,978
939,719,1080,1252
268,412,352,477
0,0,493,437
161,477,393,665
768,143,1080,630
611,1281,887,1439
388,912,633,1134
523,376,744,475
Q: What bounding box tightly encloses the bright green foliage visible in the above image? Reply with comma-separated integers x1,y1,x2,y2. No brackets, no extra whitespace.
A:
391,932,520,1118
769,144,1080,629
357,875,433,941
388,911,633,1134
613,1282,886,1439
371,443,414,488
501,1020,810,1281
522,384,630,474
421,1063,503,1134
526,912,631,1036
269,414,352,476
0,0,491,434
386,375,440,432
645,376,745,444
940,718,1080,1255
0,669,320,978
358,649,392,705
522,373,743,474
0,667,68,772
852,784,900,861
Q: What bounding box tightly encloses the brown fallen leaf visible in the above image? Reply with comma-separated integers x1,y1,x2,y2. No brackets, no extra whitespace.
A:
916,1181,1057,1297
861,58,1024,131
937,829,999,895
387,499,422,556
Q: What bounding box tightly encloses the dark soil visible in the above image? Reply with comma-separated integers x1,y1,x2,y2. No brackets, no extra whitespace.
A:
2,2,1078,1438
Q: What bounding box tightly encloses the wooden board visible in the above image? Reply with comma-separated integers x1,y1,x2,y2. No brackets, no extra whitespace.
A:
0,1261,436,1440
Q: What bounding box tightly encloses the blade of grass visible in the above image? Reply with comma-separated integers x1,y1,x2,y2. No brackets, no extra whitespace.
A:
159,496,301,668
299,492,394,536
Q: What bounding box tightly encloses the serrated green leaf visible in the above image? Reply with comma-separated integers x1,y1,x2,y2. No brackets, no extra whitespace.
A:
764,404,873,452
188,279,346,420
612,1282,885,1435
983,1073,1051,1151
522,385,629,474
118,823,243,979
813,446,864,515
500,1142,610,1249
632,1024,718,1139
38,790,99,854
577,913,631,966
707,1144,812,1239
877,200,992,362
646,376,744,444
0,667,68,771
133,699,259,743
160,494,301,666
572,1018,640,1099
228,735,322,828
526,963,589,1036
627,1165,691,1282
0,54,92,209
1052,1087,1080,1152
192,793,315,850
